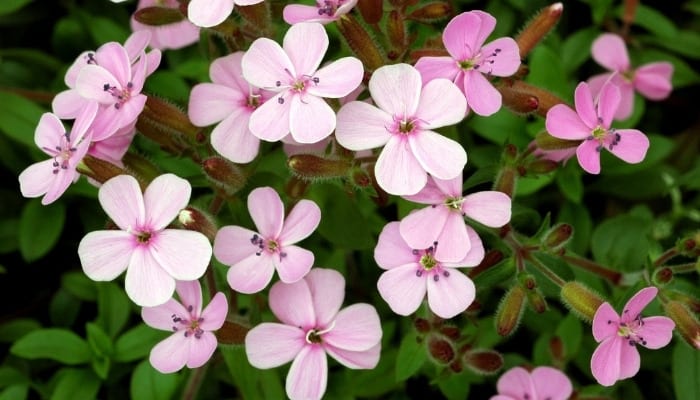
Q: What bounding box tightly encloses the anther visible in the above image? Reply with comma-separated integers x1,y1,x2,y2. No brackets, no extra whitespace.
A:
433,274,439,282
278,97,285,104
416,270,423,277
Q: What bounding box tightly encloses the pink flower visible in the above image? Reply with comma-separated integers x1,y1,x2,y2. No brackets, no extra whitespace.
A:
241,22,363,144
400,173,511,262
19,104,97,205
213,187,321,294
189,52,271,163
335,63,467,196
142,280,227,373
591,287,675,386
588,33,673,121
414,11,521,116
187,0,263,28
130,0,200,50
87,121,137,166
374,221,483,319
245,268,382,400
490,366,573,400
545,81,650,174
283,0,357,25
78,174,213,307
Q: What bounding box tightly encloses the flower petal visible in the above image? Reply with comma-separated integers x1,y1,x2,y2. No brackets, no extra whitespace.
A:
597,81,621,129
245,322,305,368
408,129,466,180
78,230,134,281
150,230,211,281
174,280,203,315
480,37,521,77
592,302,620,342
226,253,276,294
199,293,228,331
638,316,675,349
214,226,259,266
144,173,191,231
545,104,591,140
75,65,121,104
414,56,460,85
286,345,327,400
187,0,233,28
375,136,427,196
369,63,422,117
98,174,145,230
307,57,364,98
279,199,321,245
125,247,176,307
576,139,601,174
304,268,344,328
377,264,426,316
149,333,189,373
415,78,466,129
591,336,623,386
248,92,292,142
399,206,450,253
52,89,90,120
94,42,132,87
283,4,335,25
496,366,536,399
531,366,573,400
289,94,335,144
451,226,484,267
335,101,392,151
621,286,658,323
618,338,641,381
325,342,381,369
592,33,630,72
374,221,417,269
426,268,475,319
188,83,243,126
269,277,316,328
210,52,247,92
323,303,382,352
463,70,501,116
248,187,284,238
210,111,260,163
274,245,314,284
609,129,649,165
402,175,452,204
574,81,598,128
634,62,673,100
241,37,295,89
433,213,471,263
18,160,55,201
442,12,483,60
34,113,65,152
142,298,189,331
461,191,511,227
186,331,218,368
283,22,328,77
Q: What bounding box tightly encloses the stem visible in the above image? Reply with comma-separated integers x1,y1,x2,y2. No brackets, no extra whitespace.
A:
560,253,622,284
669,262,698,274
208,193,226,216
181,362,208,400
654,248,678,267
526,255,566,288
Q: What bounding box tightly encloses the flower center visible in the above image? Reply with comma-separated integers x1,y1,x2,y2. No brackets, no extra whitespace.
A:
445,197,463,211
391,115,420,136
587,125,621,153
103,81,133,110
171,305,205,339
250,234,287,260
458,47,502,74
135,230,152,244
304,320,336,344
612,314,648,346
274,68,320,105
413,242,452,282
43,132,77,175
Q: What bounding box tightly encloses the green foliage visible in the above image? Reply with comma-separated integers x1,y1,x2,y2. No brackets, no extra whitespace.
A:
395,334,427,382
18,199,65,262
672,341,700,399
11,328,91,365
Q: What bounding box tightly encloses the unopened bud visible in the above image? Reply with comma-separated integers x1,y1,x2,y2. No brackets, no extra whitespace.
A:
449,359,463,373
498,84,540,115
336,15,385,71
426,334,456,365
202,156,246,195
133,6,184,26
518,272,537,290
528,159,560,174
287,154,351,181
406,1,452,23
463,349,504,375
122,152,161,183
494,167,517,197
387,10,406,50
469,249,504,278
665,290,700,313
677,237,697,256
535,131,580,151
516,2,563,58
502,143,519,164
560,281,604,322
542,223,573,251
549,336,564,362
509,81,566,117
350,167,372,189
495,285,526,337
357,0,383,24
439,326,460,341
285,176,310,200
140,96,199,142
664,301,700,349
526,288,548,313
78,155,133,187
178,206,217,242
652,267,674,286
414,318,430,333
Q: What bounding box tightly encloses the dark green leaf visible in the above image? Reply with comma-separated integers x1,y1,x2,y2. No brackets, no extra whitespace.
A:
0,367,28,388
0,318,40,342
672,341,700,400
19,199,65,262
556,161,583,203
86,323,113,379
61,271,97,302
113,324,167,363
395,334,426,382
96,282,131,338
469,109,527,145
49,289,81,328
315,184,373,249
561,27,599,73
50,368,101,400
526,45,573,99
0,385,28,400
85,16,129,45
0,217,19,254
220,346,262,400
130,360,180,400
437,372,471,400
591,213,651,271
0,91,45,148
144,71,191,104
0,0,32,15
11,328,91,365
555,313,583,359
643,30,700,59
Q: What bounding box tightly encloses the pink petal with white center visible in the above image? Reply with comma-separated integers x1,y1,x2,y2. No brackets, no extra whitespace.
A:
377,264,427,316
94,42,131,87
18,160,54,200
609,129,649,164
76,66,120,104
226,253,276,294
408,129,466,180
131,18,199,51
442,12,483,60
574,81,598,128
546,104,591,140
618,339,641,380
463,70,502,116
576,140,602,174
187,0,233,28
426,268,475,319
375,136,427,196
304,268,344,328
433,213,471,263
142,298,189,331
245,323,306,368
414,56,460,85
199,292,228,331
479,37,521,77
591,336,623,386
248,187,284,238
34,113,65,151
374,221,418,269
188,83,243,126
210,52,247,92
597,82,621,129
149,332,189,373
248,92,292,142
323,303,382,352
461,191,511,227
496,366,536,399
620,287,658,323
335,101,392,151
150,230,211,281
52,89,90,119
174,279,202,315
415,78,466,129
186,331,218,368
399,206,451,254
274,245,314,284
279,199,321,245
211,111,260,163
214,226,259,265
143,174,191,230
635,62,673,100
531,366,573,400
637,316,675,349
286,345,327,400
283,4,335,25
325,342,380,369
369,63,422,117
592,302,619,342
307,57,363,98
125,246,176,307
402,175,450,204
289,94,335,143
283,22,328,77
128,50,149,94
78,230,134,281
592,33,630,72
98,174,145,231
269,276,316,328
241,37,295,89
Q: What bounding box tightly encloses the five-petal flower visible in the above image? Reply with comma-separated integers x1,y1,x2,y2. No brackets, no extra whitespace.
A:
490,366,573,400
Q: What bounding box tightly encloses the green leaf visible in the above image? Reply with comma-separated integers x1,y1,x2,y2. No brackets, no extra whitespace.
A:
469,109,527,146
643,29,700,59
86,323,113,379
0,217,19,254
0,91,45,148
591,212,652,271
19,199,66,262
473,259,516,291
0,367,28,388
555,162,583,203
11,328,91,365
113,324,167,363
50,368,101,400
314,184,374,249
0,385,28,400
96,282,131,338
49,289,81,328
395,334,427,382
0,318,40,342
130,360,180,400
621,4,678,38
220,346,263,400
0,0,32,15
85,16,129,45
61,271,97,302
561,27,599,73
673,341,700,399
144,71,191,103
526,45,573,99
555,314,583,359
437,372,471,400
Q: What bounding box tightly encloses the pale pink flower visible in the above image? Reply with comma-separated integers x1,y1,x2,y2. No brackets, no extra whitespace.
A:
490,366,573,400
131,0,200,50
87,121,137,166
545,81,650,174
18,104,97,205
283,0,357,25
400,173,511,262
213,187,321,294
189,52,271,163
241,22,363,144
78,174,212,307
591,287,675,386
245,268,382,400
142,280,227,373
374,221,483,319
335,63,467,196
414,10,521,116
187,0,263,28
588,33,673,121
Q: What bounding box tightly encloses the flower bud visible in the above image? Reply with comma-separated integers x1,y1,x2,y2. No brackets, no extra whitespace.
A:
498,84,540,115
139,95,199,142
526,288,548,313
406,1,452,23
494,167,517,197
515,2,563,58
509,80,566,117
414,317,430,333
652,267,673,286
178,206,218,242
387,10,406,50
527,159,560,174
426,333,456,365
287,154,351,181
677,237,698,257
495,285,527,337
664,301,700,349
541,223,573,252
133,6,184,26
463,349,504,375
560,281,604,322
665,290,700,313
439,325,460,341
535,131,580,151
336,14,385,71
357,0,383,24
78,155,133,187
517,272,537,290
122,152,161,183
202,156,246,195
